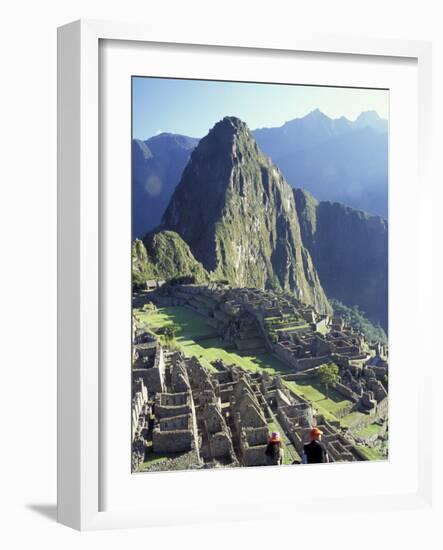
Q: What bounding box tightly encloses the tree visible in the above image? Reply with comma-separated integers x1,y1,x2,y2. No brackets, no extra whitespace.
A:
163,324,177,342
317,363,340,398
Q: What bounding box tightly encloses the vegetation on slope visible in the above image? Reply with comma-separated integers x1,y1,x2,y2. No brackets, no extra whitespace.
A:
132,231,209,286
330,298,387,344
294,187,388,331
144,230,209,282
132,238,156,286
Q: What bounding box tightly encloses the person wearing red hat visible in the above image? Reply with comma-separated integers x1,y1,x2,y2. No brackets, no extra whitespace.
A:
302,427,329,464
265,431,284,465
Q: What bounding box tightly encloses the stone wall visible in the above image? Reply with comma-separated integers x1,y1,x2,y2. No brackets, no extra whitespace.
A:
209,432,235,459
132,378,148,440
274,342,330,371
133,367,165,394
241,444,269,466
152,429,194,453
152,412,197,454
132,341,166,394
219,385,235,403
327,440,355,462
367,378,388,402
274,343,299,369
376,396,389,419
296,355,331,371
155,391,192,419
242,426,268,446
334,381,359,403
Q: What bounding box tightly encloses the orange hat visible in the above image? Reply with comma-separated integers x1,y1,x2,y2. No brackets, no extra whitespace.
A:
269,431,281,443
309,427,324,439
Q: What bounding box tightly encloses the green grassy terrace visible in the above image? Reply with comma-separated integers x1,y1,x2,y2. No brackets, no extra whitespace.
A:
134,305,292,375
283,379,353,422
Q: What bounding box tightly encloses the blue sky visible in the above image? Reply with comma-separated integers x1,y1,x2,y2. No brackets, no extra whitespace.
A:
132,77,389,140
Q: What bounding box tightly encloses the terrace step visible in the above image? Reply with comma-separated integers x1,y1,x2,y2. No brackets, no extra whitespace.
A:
236,347,266,356
193,333,220,342
235,337,265,350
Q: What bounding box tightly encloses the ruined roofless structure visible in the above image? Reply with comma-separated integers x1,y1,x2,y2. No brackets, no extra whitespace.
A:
131,334,368,471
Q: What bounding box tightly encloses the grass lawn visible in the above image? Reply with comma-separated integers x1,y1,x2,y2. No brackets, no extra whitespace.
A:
136,306,291,375
340,411,372,429
134,306,215,339
177,336,291,375
355,422,383,439
283,379,353,422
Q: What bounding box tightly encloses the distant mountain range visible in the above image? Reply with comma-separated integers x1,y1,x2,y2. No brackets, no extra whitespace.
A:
254,110,388,221
132,133,198,238
254,109,387,159
134,116,388,331
132,109,388,238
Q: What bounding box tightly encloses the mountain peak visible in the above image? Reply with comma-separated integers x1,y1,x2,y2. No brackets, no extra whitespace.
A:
209,116,250,138
356,110,382,121
146,132,199,150
192,116,257,164
355,111,387,133
303,108,328,121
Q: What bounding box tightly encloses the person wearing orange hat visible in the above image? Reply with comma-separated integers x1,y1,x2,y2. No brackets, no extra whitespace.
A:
265,431,284,465
302,427,329,464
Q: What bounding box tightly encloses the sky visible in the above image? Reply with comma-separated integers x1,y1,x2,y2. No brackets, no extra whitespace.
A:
132,77,389,140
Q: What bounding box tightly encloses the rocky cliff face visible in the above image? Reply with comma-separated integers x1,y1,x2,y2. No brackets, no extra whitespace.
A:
294,188,388,330
160,117,331,314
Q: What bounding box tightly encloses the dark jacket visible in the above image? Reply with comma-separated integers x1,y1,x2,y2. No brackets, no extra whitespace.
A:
303,440,328,463
265,441,283,464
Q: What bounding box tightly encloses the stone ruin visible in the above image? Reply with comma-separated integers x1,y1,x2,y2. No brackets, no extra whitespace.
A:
132,377,150,470
131,284,389,470
131,337,368,471
132,340,166,394
148,282,387,376
152,411,199,455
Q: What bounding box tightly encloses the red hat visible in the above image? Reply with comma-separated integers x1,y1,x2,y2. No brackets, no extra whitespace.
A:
269,431,281,443
309,427,324,439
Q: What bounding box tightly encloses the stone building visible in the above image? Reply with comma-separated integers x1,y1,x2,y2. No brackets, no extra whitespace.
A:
133,340,166,394
132,377,149,441
230,377,270,467
152,411,199,455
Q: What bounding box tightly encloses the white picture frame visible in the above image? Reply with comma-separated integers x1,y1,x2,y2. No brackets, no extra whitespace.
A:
57,19,433,531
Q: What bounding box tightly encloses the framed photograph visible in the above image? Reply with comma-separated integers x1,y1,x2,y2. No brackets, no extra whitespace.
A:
57,19,433,530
